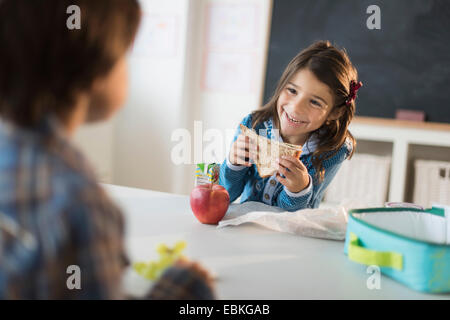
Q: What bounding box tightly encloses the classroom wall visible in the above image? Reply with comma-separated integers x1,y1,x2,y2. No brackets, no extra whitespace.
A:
78,0,273,195
110,0,191,194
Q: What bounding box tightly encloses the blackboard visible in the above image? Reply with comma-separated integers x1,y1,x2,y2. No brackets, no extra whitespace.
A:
264,0,450,123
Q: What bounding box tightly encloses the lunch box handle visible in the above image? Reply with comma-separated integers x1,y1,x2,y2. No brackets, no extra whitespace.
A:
348,232,403,271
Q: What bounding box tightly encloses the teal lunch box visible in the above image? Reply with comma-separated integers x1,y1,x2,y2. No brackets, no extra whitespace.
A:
344,206,450,293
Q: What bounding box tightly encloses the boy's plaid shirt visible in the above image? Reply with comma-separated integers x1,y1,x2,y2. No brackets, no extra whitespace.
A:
0,117,213,299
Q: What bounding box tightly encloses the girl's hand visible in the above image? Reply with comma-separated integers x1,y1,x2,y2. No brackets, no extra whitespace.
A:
229,134,258,167
276,155,310,193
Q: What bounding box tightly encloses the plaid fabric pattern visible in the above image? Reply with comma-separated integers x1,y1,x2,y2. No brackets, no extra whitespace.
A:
0,117,213,299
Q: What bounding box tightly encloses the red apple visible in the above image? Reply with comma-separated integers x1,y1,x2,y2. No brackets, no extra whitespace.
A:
190,184,230,224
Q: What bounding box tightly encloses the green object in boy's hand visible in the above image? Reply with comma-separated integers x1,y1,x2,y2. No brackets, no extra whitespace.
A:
133,240,187,280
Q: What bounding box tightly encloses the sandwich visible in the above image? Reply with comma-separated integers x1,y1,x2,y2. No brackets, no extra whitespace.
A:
240,124,302,178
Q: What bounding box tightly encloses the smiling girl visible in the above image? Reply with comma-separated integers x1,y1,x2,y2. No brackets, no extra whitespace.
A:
219,41,362,211
0,0,214,299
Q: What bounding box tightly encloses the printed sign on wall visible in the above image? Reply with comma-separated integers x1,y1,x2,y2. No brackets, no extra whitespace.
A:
202,3,260,93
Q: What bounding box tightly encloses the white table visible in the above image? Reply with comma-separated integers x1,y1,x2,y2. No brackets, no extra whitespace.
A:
103,184,449,300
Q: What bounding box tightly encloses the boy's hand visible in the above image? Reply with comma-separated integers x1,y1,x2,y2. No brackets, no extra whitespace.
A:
229,134,258,167
175,257,215,290
276,155,310,193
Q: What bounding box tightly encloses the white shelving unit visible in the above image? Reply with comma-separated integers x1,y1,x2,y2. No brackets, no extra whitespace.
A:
349,117,450,203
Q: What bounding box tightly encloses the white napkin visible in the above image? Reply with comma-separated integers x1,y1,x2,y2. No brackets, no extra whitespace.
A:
217,201,348,241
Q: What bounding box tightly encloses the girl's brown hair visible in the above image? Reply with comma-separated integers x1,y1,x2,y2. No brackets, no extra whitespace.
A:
0,0,141,128
253,40,358,182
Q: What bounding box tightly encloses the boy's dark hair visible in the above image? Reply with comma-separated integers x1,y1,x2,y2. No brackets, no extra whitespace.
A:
0,0,141,128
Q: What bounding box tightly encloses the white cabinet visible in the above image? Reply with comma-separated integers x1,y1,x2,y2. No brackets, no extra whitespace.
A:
349,117,450,204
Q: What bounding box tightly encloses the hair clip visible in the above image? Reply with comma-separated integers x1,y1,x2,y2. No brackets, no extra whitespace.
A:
345,80,363,105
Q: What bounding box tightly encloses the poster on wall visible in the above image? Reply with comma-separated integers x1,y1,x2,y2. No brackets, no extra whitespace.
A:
202,3,260,93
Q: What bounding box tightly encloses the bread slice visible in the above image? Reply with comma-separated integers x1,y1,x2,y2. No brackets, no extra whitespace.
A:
240,124,302,178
